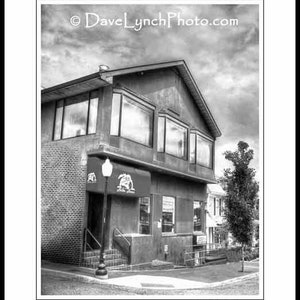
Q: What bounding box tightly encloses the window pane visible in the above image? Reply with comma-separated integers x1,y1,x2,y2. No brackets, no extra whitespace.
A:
88,98,98,134
139,197,150,234
193,201,202,231
214,198,216,215
197,135,212,168
110,93,121,135
165,119,187,158
62,99,88,139
162,196,175,233
157,117,165,152
215,198,219,216
121,96,153,146
189,133,196,163
53,100,64,140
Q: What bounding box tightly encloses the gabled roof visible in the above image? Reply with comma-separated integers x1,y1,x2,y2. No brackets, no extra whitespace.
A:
41,60,221,138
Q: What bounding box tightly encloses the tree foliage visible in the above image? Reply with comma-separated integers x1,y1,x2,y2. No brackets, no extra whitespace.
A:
223,141,259,246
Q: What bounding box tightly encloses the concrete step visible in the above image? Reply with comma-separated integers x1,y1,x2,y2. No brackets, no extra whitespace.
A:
82,253,123,263
83,249,120,258
107,264,131,271
82,258,128,269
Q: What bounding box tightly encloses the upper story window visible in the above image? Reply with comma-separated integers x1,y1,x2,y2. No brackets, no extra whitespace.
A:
189,131,213,168
110,90,154,147
157,115,188,159
53,93,98,140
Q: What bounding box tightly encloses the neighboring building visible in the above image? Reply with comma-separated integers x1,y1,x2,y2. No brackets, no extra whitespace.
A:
41,60,221,266
206,184,227,248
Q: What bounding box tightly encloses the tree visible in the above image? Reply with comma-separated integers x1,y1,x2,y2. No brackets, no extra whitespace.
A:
223,141,259,272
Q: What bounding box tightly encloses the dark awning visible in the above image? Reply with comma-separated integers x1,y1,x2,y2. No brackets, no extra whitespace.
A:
86,157,151,198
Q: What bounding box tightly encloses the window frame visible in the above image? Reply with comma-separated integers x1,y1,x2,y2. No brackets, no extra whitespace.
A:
193,200,204,232
219,198,222,216
110,89,155,148
189,130,214,169
157,113,188,160
214,197,216,216
139,196,152,235
52,91,99,141
162,196,176,234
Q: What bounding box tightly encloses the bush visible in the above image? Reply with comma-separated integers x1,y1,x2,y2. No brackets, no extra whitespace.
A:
243,247,259,261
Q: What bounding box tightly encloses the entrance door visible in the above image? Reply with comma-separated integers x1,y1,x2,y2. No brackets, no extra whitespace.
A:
87,192,111,250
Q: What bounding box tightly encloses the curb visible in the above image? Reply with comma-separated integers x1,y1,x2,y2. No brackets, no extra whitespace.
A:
42,267,259,290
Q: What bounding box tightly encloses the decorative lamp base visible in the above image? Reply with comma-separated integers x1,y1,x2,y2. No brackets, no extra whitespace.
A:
95,263,108,280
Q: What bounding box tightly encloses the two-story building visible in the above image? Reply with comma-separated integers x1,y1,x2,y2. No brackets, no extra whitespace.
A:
206,184,227,248
41,60,222,267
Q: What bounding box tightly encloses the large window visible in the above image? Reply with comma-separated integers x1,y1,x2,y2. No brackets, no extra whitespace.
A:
139,197,151,234
110,91,154,147
158,116,188,159
193,200,204,232
189,132,213,168
162,196,175,233
53,94,98,140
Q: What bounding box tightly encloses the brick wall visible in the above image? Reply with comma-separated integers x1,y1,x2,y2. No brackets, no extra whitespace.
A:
41,140,88,265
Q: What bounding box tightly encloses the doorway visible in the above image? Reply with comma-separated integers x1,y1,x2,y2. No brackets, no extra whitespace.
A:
86,192,111,250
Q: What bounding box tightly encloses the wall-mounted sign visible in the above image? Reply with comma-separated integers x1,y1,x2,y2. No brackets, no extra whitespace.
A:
86,157,151,198
196,235,207,245
117,173,135,194
157,219,162,228
164,245,169,253
87,172,96,183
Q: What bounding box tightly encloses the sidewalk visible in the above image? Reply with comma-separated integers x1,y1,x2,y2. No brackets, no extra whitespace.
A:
41,260,259,290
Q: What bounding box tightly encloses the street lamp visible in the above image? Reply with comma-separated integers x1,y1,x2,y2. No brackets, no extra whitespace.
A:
95,158,113,279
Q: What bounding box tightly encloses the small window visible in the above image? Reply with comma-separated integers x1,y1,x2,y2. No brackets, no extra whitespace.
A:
88,97,99,134
162,196,175,233
219,199,222,216
110,93,121,135
139,197,151,234
157,116,165,152
189,131,213,168
214,198,216,216
193,200,203,231
197,135,213,168
53,100,64,140
189,133,196,163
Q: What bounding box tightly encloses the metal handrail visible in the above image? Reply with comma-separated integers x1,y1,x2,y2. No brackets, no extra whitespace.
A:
113,227,131,264
113,228,131,246
83,228,101,252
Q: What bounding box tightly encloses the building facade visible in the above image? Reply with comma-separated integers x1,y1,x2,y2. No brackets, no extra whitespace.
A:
206,184,227,248
41,60,221,266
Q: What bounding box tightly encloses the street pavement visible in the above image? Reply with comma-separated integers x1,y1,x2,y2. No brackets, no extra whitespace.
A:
41,270,259,295
41,260,260,295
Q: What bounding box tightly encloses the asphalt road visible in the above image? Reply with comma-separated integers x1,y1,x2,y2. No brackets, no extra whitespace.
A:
41,270,259,296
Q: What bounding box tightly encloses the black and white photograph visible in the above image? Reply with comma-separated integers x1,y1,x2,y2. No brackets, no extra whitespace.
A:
4,0,296,299
37,1,263,298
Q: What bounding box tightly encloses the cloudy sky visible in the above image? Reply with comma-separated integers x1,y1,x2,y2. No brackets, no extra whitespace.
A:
41,4,260,179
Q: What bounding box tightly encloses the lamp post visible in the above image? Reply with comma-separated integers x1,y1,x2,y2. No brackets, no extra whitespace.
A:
95,158,113,279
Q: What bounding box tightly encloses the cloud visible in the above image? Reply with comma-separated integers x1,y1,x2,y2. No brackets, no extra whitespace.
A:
41,4,260,177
